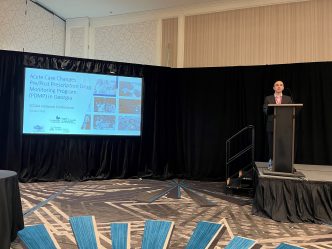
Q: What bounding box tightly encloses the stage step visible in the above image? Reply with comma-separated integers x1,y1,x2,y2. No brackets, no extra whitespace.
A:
225,167,255,196
226,178,253,190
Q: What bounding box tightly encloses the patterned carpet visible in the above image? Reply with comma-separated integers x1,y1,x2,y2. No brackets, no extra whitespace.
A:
11,179,332,248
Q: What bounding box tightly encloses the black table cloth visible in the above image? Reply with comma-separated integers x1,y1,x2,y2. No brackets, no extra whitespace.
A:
0,170,24,249
252,176,332,224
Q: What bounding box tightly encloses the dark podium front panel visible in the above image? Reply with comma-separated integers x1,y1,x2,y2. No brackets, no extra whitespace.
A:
268,104,303,173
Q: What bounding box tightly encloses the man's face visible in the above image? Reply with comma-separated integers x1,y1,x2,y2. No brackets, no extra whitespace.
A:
273,81,284,94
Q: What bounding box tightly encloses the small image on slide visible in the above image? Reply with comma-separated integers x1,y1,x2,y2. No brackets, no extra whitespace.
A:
94,97,116,113
94,79,117,96
93,115,116,130
81,114,91,130
119,81,142,98
118,116,140,131
119,99,141,114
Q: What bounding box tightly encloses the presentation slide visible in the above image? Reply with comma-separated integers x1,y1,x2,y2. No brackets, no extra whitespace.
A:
23,68,142,136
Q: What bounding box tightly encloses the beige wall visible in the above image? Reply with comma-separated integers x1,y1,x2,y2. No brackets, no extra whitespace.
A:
65,0,310,66
64,0,332,67
93,20,159,65
66,17,161,65
183,0,332,67
162,18,178,68
0,0,65,55
3,0,327,67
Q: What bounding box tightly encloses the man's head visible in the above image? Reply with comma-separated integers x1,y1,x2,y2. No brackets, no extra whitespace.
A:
273,80,284,94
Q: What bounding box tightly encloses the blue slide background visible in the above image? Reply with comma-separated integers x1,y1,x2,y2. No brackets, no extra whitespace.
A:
23,68,142,136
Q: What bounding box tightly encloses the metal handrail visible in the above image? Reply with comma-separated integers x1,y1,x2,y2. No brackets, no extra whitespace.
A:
226,125,255,179
227,145,253,164
226,125,254,143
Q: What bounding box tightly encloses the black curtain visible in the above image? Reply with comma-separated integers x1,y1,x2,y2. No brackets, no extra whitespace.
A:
0,51,24,174
0,50,331,181
0,51,173,181
19,53,152,182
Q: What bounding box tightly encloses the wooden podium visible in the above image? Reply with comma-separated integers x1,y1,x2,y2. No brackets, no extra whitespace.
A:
267,104,303,175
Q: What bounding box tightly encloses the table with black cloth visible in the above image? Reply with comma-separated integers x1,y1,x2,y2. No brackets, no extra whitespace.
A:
0,170,24,249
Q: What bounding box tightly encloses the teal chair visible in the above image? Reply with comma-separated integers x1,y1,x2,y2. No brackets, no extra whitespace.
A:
276,242,304,249
141,220,174,249
224,236,256,249
185,221,224,249
18,224,61,249
69,215,101,249
110,222,131,249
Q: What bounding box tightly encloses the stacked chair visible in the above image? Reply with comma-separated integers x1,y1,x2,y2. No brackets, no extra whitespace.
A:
275,243,304,249
17,216,303,249
110,222,130,249
17,224,60,249
185,221,224,249
141,220,174,249
223,236,256,249
69,216,101,249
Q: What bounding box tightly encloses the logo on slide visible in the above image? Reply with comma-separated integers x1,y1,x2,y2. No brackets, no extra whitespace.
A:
33,125,44,132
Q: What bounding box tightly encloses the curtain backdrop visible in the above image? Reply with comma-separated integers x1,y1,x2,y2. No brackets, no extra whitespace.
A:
0,50,331,181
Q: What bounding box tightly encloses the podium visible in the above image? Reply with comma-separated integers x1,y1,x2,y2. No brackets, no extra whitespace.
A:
267,104,303,174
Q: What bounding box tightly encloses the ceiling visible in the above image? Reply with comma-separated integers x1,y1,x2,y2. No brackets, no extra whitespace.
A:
32,0,222,20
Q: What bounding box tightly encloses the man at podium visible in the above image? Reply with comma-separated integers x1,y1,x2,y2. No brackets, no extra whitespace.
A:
263,80,292,168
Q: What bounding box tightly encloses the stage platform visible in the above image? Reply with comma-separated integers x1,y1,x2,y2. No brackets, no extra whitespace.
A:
253,162,332,225
255,161,332,182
